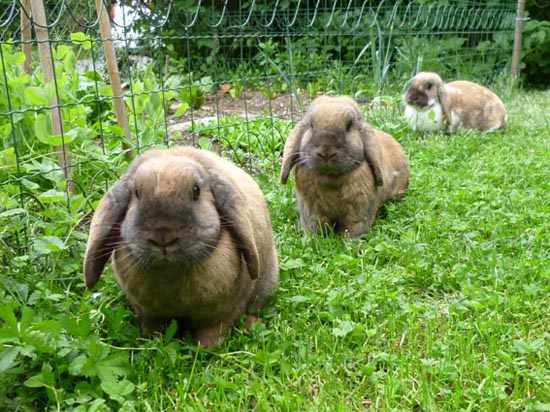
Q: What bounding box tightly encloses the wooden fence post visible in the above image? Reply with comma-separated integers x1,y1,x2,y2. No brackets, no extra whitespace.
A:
30,0,75,192
511,0,526,85
20,0,32,74
94,0,134,159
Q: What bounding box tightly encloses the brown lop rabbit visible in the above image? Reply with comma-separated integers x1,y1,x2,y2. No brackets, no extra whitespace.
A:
280,95,410,237
403,71,507,132
84,147,279,347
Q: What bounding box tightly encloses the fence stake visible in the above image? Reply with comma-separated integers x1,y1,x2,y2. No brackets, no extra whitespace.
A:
94,0,134,159
511,0,526,85
30,0,75,193
20,0,32,74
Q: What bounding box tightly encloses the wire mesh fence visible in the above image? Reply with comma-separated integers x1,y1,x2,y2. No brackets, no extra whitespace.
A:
1,0,518,256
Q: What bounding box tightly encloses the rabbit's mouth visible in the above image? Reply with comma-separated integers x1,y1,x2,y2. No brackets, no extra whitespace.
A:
310,160,346,176
131,237,218,269
407,100,431,110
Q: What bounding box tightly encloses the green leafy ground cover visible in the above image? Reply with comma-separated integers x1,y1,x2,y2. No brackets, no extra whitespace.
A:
1,90,549,411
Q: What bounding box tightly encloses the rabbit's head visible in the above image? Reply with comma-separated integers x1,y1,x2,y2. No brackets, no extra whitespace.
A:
121,155,222,267
84,149,262,289
403,72,448,110
281,96,383,186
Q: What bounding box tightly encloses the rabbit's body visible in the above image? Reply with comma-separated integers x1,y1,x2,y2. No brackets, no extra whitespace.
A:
84,147,278,346
404,72,507,132
113,230,252,331
281,96,409,237
295,130,409,236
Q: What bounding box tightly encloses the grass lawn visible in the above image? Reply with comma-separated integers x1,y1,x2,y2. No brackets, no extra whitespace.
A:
1,90,549,411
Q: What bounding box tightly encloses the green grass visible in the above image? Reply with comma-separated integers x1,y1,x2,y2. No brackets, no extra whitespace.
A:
1,90,549,411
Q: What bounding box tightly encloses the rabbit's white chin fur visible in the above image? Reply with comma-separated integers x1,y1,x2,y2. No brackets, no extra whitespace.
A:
404,99,445,132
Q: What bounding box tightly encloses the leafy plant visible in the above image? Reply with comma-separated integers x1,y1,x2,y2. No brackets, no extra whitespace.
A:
192,116,290,169
176,75,214,110
519,19,550,88
126,65,176,146
228,81,244,99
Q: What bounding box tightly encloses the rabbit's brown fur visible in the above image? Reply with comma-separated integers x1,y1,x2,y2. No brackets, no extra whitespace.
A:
404,72,507,132
84,147,279,347
281,95,409,237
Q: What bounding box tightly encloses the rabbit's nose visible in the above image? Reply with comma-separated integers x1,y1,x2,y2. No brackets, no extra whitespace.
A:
148,228,179,248
317,151,336,162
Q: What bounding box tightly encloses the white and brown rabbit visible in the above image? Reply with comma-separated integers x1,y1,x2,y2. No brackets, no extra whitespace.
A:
280,95,409,237
403,71,507,132
84,147,279,347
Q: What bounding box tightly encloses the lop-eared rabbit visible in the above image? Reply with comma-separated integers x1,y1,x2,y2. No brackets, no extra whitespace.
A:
280,95,409,237
84,147,279,347
403,71,507,132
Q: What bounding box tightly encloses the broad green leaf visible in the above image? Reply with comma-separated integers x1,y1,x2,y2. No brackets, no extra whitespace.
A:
3,50,26,65
0,303,18,331
24,363,55,388
53,45,71,60
287,295,311,303
513,338,545,354
36,133,75,146
0,346,21,372
106,124,125,137
198,137,211,150
82,345,131,383
95,354,132,383
0,208,26,218
101,378,135,403
24,373,48,388
21,178,40,190
88,399,107,412
62,316,91,337
332,320,355,337
8,73,30,88
34,113,53,141
174,102,190,117
25,86,51,106
39,189,66,203
280,258,305,270
71,32,93,50
33,236,67,254
19,308,35,331
64,49,77,73
83,70,102,81
68,354,87,376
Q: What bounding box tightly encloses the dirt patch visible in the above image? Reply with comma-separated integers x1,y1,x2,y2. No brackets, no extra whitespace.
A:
167,90,308,139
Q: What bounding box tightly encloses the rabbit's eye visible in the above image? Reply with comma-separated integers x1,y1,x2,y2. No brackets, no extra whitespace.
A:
426,82,433,90
134,189,140,199
192,184,201,200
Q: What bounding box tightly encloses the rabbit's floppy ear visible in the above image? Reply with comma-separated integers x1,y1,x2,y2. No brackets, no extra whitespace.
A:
208,174,261,280
84,175,131,288
360,122,384,187
438,83,453,126
280,116,310,184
